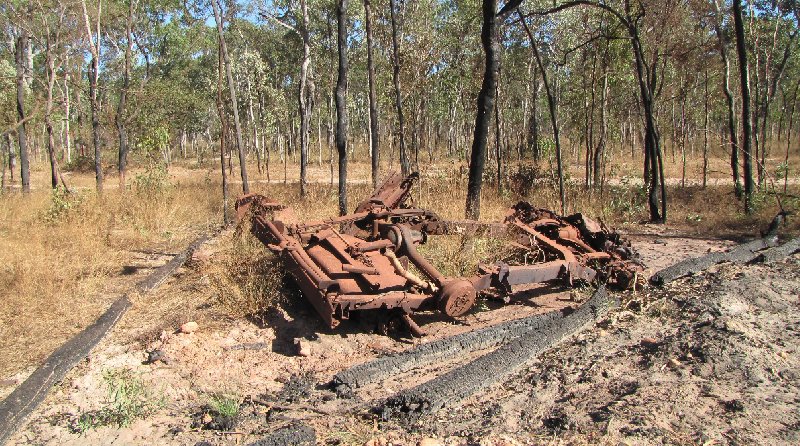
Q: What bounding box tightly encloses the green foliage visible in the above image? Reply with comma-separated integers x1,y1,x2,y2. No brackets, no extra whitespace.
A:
43,187,84,223
70,368,163,434
133,164,171,198
604,177,647,222
207,393,240,419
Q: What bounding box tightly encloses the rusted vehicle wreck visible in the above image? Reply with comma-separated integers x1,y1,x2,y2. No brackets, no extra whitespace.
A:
236,173,640,335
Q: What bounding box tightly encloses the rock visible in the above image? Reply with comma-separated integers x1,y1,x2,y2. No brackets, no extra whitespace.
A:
640,337,661,351
144,349,169,365
294,338,312,357
201,413,213,424
364,438,388,446
180,321,199,334
418,438,442,446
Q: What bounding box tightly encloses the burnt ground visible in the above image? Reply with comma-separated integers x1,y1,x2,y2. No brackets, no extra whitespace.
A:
3,227,800,445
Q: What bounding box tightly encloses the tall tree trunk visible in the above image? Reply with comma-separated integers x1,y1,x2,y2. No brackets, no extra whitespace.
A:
703,69,709,189
335,0,349,216
733,0,754,213
211,0,249,194
494,70,502,193
81,0,103,193
520,13,565,214
216,39,230,225
465,0,498,220
714,0,742,197
15,31,30,194
630,27,665,222
44,29,64,190
63,57,71,164
117,0,133,190
365,0,380,189
593,64,608,188
390,0,409,177
298,0,312,196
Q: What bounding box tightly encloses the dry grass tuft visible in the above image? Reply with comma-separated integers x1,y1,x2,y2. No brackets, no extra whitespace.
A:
206,230,288,324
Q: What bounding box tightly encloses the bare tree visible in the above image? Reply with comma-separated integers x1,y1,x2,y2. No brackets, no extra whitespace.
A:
298,0,312,196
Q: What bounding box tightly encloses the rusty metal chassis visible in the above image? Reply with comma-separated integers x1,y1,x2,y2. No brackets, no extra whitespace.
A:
244,191,617,331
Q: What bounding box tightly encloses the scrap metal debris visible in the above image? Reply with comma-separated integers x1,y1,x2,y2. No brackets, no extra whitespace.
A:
236,172,641,334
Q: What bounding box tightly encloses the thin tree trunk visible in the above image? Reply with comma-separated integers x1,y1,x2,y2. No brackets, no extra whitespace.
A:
733,0,754,213
520,13,565,214
210,0,249,194
494,71,502,193
714,0,742,197
44,27,65,190
117,0,133,190
335,0,349,215
390,0,409,177
298,0,311,196
703,69,709,188
81,0,103,193
216,39,230,225
365,0,380,189
15,31,30,194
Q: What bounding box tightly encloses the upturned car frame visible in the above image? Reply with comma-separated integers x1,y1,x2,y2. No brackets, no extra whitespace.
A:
236,172,640,335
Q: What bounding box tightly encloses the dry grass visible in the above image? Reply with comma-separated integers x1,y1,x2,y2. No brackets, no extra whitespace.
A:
206,231,287,325
0,164,221,379
0,146,796,381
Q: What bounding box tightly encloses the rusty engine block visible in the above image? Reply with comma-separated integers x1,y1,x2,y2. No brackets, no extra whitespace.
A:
236,173,641,335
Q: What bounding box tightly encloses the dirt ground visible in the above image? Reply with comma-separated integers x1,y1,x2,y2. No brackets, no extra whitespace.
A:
4,223,799,445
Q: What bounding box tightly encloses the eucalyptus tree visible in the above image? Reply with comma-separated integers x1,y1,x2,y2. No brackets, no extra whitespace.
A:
210,0,249,194
335,0,349,215
732,0,754,212
33,0,70,190
80,0,103,192
364,0,379,188
527,0,700,223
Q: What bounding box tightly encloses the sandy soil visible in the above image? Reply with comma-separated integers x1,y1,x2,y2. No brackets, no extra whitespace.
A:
5,227,799,445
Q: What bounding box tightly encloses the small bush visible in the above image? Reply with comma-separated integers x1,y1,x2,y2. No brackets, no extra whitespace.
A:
133,164,171,198
43,187,84,223
62,155,96,173
70,368,163,434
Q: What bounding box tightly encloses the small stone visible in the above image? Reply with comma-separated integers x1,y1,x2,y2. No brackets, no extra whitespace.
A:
201,413,213,424
640,337,660,350
418,438,442,446
599,329,608,337
668,358,682,368
778,351,788,359
180,321,199,334
294,338,311,357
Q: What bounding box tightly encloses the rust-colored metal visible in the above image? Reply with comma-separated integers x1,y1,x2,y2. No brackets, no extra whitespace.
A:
235,172,642,335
